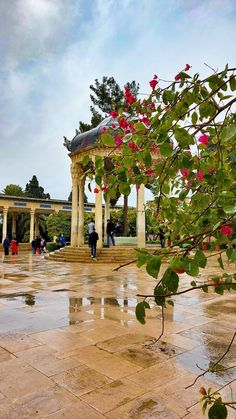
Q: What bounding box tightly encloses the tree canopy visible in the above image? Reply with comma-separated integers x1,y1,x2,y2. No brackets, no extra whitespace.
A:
2,184,24,196
25,175,51,199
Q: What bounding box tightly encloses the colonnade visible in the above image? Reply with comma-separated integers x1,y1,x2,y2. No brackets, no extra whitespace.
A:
70,163,146,249
1,207,39,243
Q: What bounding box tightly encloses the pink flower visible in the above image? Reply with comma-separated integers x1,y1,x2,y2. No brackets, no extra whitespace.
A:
140,117,151,125
185,64,191,71
149,79,158,90
197,170,204,182
146,167,155,176
115,136,123,147
101,186,108,193
221,225,233,236
101,127,107,133
94,188,99,193
135,184,140,191
180,169,190,177
110,110,118,118
198,134,209,145
115,163,121,169
175,74,181,81
119,118,128,130
128,142,139,152
151,143,159,153
111,123,116,129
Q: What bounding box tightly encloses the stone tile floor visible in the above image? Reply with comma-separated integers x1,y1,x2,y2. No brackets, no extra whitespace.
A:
0,251,235,418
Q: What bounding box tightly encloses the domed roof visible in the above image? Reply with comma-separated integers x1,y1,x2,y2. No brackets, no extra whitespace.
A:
71,116,118,153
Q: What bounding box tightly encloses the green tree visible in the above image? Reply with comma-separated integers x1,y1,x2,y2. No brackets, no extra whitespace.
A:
2,184,24,196
78,76,139,133
67,191,88,203
46,212,71,240
91,65,236,416
25,175,51,199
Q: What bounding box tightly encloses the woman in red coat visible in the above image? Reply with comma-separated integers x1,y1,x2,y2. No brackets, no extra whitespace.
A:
11,239,18,255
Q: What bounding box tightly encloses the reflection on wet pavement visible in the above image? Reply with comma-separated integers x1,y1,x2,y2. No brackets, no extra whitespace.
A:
0,252,235,418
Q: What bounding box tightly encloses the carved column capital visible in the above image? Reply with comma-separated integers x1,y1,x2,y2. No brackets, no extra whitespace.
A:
71,164,79,185
3,206,9,214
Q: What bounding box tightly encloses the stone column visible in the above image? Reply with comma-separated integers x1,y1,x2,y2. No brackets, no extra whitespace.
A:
70,163,79,247
12,212,16,237
2,207,8,243
35,214,39,238
95,186,103,249
104,194,110,230
29,209,35,243
137,184,146,248
78,177,85,246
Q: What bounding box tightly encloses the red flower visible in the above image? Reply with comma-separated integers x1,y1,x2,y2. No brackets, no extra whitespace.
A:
180,169,190,177
128,142,139,152
135,184,140,191
127,94,135,105
94,188,99,193
119,118,128,130
146,167,155,176
153,74,158,79
199,387,207,396
198,134,209,145
149,79,158,90
101,127,107,133
101,186,108,193
174,268,185,274
140,117,151,125
151,143,159,153
115,136,123,147
197,170,204,182
209,166,215,173
110,110,118,118
185,64,191,71
221,225,233,236
175,74,181,81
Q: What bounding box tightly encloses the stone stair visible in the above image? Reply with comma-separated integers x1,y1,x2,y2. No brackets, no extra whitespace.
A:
45,245,160,264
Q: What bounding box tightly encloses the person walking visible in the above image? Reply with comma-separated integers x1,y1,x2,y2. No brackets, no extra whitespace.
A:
87,219,95,246
59,234,66,247
106,219,115,247
11,238,18,255
3,237,10,256
159,228,165,248
31,238,37,254
35,236,41,254
89,227,99,260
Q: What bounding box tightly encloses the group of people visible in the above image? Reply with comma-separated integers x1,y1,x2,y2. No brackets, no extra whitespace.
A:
3,237,18,256
87,219,116,260
31,237,46,254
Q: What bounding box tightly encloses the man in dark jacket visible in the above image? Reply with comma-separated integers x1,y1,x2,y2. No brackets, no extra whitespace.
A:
89,227,99,260
3,237,10,256
106,219,115,247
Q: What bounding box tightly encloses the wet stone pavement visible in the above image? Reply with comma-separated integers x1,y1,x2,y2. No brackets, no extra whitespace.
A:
0,252,235,418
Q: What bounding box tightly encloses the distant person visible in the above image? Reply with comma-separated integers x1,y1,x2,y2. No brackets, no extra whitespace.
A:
159,228,165,248
41,238,46,253
3,237,10,256
106,219,115,247
88,219,95,246
35,237,41,254
115,221,121,236
89,227,99,260
31,238,36,254
11,238,18,255
59,234,66,247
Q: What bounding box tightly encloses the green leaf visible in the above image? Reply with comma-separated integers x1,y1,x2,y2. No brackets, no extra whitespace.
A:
229,75,236,91
146,256,161,278
101,133,115,147
154,285,165,306
217,255,224,270
175,128,194,148
135,249,150,268
184,258,199,276
95,156,103,169
123,156,134,168
119,182,131,196
82,155,90,166
162,268,179,293
191,111,198,125
220,125,236,141
191,281,196,287
199,102,216,119
208,403,227,419
95,175,102,186
160,142,173,157
135,302,146,324
167,299,174,306
194,249,207,268
215,285,224,295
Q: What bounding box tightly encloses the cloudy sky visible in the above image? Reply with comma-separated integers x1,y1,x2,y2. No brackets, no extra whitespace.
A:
1,0,236,204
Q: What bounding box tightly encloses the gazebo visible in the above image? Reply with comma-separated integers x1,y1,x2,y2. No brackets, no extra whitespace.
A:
67,117,146,249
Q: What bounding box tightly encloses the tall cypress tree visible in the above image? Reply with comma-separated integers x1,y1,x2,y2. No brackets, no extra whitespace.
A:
25,175,50,199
